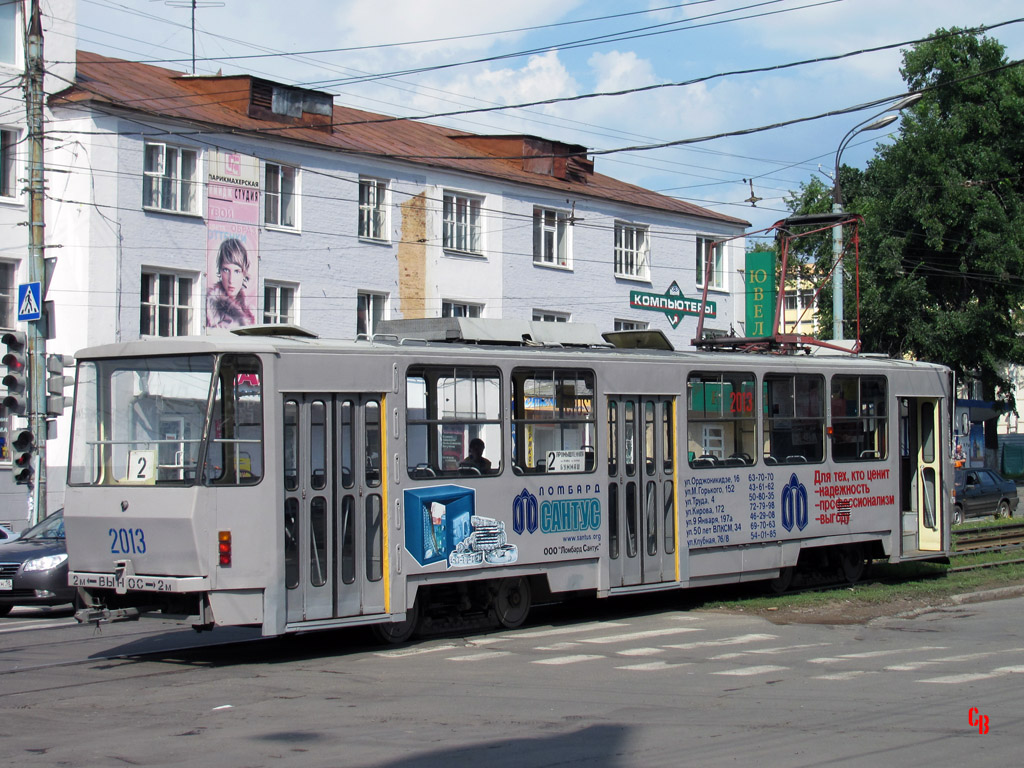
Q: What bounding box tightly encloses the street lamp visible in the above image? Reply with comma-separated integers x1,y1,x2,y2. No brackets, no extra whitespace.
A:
831,93,923,340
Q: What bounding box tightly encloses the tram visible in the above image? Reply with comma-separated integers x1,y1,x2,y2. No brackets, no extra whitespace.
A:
64,318,952,641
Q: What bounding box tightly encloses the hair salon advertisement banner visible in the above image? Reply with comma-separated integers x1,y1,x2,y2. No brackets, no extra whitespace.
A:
206,151,260,330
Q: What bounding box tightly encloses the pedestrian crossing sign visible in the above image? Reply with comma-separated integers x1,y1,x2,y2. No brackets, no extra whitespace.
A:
17,282,42,322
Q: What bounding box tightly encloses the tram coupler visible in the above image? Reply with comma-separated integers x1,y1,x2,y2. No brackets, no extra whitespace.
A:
74,604,140,625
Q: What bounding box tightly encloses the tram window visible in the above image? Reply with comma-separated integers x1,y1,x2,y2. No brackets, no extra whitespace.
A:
625,481,638,557
644,401,656,476
512,368,595,475
366,495,383,582
687,372,756,468
664,480,675,554
204,355,264,486
283,400,299,492
607,402,618,475
406,366,502,478
365,400,382,487
310,497,328,587
662,402,674,474
831,375,888,461
340,496,356,584
339,400,354,489
70,354,216,487
284,499,299,590
624,401,636,476
645,481,658,556
608,482,620,559
763,373,825,465
310,400,327,490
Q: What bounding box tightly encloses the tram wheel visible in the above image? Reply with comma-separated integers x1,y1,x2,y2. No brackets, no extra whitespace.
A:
837,545,866,584
372,599,420,644
766,566,794,594
491,577,532,629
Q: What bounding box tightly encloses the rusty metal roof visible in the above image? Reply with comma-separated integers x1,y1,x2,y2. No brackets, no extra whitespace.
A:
55,51,749,227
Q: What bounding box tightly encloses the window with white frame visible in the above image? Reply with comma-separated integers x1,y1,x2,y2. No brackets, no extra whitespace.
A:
143,143,199,214
696,235,725,290
0,261,14,328
442,300,482,318
358,177,389,241
0,1,19,66
264,282,297,324
614,318,648,332
533,207,570,267
357,291,388,337
443,191,482,254
265,162,297,228
533,310,569,323
141,270,195,336
614,222,649,280
0,128,17,199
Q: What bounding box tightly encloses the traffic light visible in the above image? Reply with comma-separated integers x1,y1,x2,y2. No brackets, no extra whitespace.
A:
46,353,75,417
1,330,28,414
11,428,35,485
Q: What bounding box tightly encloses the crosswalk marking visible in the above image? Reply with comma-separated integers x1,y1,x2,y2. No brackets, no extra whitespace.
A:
496,622,629,640
617,647,664,657
713,664,788,676
667,633,777,651
533,654,604,665
713,642,829,660
616,660,692,671
580,627,703,644
375,643,458,658
814,670,879,681
447,651,511,661
535,641,582,651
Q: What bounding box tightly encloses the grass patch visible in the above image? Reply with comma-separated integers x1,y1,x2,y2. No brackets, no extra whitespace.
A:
698,552,1024,614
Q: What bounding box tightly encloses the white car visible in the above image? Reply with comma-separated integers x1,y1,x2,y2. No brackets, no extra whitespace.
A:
0,524,19,544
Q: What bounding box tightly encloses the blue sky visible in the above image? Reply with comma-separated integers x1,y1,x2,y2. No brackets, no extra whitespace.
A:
74,0,1024,240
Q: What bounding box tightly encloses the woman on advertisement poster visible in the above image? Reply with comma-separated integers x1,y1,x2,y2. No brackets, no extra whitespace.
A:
206,237,256,329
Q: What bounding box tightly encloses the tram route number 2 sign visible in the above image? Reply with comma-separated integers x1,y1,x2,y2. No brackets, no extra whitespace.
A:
545,450,586,473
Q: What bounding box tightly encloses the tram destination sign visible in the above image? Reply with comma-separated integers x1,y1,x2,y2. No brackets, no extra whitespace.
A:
629,281,716,328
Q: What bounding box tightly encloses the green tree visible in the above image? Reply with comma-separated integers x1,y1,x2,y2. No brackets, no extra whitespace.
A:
789,28,1024,433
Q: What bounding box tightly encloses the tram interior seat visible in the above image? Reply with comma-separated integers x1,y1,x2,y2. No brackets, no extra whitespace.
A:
412,464,436,479
727,453,752,466
764,456,778,465
860,450,880,459
785,455,807,463
692,455,718,468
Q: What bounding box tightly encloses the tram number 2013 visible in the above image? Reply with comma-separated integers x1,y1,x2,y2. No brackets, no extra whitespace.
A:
109,527,147,555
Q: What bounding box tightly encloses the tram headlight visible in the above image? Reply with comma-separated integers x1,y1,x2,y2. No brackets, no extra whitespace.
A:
218,530,232,567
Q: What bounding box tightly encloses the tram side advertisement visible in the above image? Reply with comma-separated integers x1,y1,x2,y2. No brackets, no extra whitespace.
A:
683,467,896,548
403,482,602,570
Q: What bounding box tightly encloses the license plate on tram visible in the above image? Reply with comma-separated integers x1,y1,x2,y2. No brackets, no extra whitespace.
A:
0,578,12,590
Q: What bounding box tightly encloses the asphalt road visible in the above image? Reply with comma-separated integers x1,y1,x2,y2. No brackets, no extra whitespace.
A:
0,594,1020,767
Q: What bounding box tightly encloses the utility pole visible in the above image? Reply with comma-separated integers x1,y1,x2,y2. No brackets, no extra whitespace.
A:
24,0,47,525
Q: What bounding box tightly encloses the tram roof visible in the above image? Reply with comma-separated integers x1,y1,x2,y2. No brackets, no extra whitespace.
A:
71,321,951,375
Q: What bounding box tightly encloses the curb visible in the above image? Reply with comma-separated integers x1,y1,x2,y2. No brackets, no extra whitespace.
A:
949,583,1024,605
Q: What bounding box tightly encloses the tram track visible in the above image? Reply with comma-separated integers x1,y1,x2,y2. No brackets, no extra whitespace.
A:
952,521,1024,554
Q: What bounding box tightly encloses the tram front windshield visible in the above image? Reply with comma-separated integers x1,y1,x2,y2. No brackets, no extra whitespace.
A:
68,353,263,487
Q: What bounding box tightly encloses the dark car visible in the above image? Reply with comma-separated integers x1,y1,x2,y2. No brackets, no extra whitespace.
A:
0,511,74,616
953,469,1019,525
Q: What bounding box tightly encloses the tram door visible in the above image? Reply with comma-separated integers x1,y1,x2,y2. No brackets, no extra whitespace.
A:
607,397,677,587
283,394,387,624
899,396,942,553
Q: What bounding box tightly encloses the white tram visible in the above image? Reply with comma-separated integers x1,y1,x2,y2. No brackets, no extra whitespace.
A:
65,319,952,640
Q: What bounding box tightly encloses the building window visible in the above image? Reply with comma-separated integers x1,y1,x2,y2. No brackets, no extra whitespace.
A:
533,310,569,323
357,291,387,337
143,143,199,214
0,261,14,328
442,301,482,318
533,208,570,267
614,222,649,280
265,162,297,228
614,319,648,332
358,177,388,241
696,235,725,290
264,282,296,324
141,271,195,336
0,128,17,199
0,2,19,66
443,191,482,254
